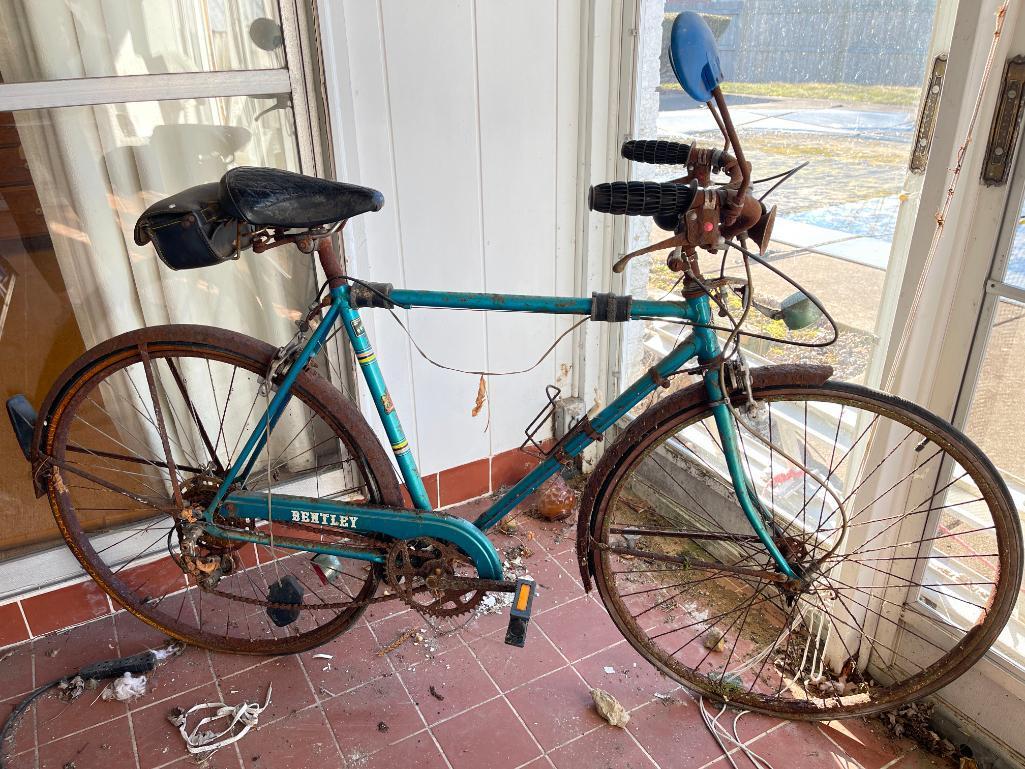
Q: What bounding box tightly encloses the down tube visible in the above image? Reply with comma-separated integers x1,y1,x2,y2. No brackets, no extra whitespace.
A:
473,334,703,531
339,300,432,510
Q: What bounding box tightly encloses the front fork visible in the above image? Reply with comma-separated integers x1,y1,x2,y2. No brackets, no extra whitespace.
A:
692,298,799,580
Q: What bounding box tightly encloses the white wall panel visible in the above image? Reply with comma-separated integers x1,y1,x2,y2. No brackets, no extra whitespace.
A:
322,0,586,475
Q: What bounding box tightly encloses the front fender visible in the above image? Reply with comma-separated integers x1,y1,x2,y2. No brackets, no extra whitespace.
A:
574,363,832,591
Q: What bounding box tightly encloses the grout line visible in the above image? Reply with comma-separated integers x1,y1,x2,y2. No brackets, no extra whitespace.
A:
815,722,867,769
458,632,546,763
293,652,348,768
110,615,143,769
363,610,455,769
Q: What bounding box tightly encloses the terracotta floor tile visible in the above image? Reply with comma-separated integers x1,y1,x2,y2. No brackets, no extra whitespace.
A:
573,640,676,711
368,613,461,669
505,666,603,751
299,623,392,696
819,718,910,769
627,698,725,768
218,655,315,726
207,649,276,681
534,597,622,662
34,683,129,746
121,641,214,712
36,714,134,769
433,697,541,769
0,603,30,649
2,692,38,759
547,725,657,769
748,721,861,768
22,582,110,637
32,617,118,685
0,643,36,700
524,519,576,556
363,601,411,626
322,674,423,758
523,549,586,613
397,645,498,725
238,706,341,769
886,749,953,768
131,681,222,769
468,626,565,692
357,732,447,769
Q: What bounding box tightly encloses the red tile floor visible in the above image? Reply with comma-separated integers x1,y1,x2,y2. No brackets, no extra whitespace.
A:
1,502,951,769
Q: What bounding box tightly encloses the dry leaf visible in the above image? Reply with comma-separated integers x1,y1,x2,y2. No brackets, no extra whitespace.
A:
471,375,487,417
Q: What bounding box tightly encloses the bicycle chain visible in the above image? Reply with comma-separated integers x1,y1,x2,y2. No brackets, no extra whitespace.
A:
200,521,516,613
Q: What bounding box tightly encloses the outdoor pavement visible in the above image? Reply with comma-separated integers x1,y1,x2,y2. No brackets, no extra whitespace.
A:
0,498,949,769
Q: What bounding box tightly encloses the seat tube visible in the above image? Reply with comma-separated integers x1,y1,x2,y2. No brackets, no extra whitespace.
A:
692,293,798,578
338,297,432,510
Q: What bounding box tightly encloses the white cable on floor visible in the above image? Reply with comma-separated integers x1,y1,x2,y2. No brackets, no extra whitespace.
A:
699,696,777,769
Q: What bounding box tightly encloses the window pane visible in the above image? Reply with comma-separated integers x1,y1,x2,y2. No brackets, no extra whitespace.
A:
934,299,1025,662
0,95,310,556
625,0,939,393
0,0,284,83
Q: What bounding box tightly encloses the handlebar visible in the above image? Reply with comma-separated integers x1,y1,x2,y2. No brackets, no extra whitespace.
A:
621,139,692,166
588,181,695,217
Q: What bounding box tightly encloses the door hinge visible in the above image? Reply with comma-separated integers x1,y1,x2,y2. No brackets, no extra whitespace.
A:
982,55,1025,186
909,54,947,174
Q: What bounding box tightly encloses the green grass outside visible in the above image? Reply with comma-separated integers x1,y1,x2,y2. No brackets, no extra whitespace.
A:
661,80,920,108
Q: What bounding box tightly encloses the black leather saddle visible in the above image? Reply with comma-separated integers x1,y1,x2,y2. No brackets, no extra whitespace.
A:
219,166,385,228
134,168,384,271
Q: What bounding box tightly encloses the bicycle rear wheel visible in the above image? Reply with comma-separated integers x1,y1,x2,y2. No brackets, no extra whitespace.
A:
41,325,401,654
588,379,1022,719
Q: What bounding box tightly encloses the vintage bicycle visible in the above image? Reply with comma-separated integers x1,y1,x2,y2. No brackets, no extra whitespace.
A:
9,13,1021,720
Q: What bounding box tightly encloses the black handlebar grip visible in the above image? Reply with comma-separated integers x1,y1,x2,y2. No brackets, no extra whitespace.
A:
588,181,694,217
621,139,692,165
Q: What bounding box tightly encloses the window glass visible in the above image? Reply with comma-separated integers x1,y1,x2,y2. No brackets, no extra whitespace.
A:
0,0,285,83
0,95,310,557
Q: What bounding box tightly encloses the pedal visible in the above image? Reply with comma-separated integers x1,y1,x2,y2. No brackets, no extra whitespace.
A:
504,577,536,648
266,575,304,627
6,395,36,461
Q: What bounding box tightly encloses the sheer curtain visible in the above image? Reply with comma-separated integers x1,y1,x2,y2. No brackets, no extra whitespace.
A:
0,0,320,475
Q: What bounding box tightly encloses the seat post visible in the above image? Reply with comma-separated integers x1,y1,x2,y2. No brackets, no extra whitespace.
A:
316,233,346,289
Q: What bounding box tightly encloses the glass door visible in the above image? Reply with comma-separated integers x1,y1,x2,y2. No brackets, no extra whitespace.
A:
0,0,323,560
624,0,954,395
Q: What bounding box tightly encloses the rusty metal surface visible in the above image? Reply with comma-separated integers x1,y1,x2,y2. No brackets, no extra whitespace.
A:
40,325,403,655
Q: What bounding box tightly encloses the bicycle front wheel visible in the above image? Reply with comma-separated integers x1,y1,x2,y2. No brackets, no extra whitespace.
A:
41,325,401,654
588,379,1022,719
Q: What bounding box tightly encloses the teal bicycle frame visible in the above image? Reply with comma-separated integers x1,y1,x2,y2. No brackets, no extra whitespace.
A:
202,283,798,582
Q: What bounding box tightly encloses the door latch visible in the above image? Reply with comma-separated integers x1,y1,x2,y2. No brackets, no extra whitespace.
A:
982,55,1025,186
910,54,947,174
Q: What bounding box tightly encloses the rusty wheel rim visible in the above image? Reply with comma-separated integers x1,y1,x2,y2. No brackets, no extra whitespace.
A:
45,332,399,654
591,381,1021,719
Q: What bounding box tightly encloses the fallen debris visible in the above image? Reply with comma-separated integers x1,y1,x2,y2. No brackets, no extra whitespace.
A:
57,676,87,702
878,701,957,761
168,685,272,756
378,629,418,656
100,672,147,702
591,688,630,728
377,721,389,733
428,685,445,701
312,653,333,660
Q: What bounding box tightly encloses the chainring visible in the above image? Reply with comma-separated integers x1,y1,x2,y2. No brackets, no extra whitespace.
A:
384,537,487,617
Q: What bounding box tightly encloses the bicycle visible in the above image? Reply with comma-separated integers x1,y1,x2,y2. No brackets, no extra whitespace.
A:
10,13,1021,720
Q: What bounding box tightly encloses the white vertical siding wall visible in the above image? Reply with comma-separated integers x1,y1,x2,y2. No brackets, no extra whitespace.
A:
320,1,583,476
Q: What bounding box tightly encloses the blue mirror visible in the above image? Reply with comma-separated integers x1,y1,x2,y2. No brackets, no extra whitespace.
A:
668,11,723,103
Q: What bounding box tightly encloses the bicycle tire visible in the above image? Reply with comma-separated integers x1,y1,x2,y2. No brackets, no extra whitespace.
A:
585,378,1022,719
39,324,402,655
